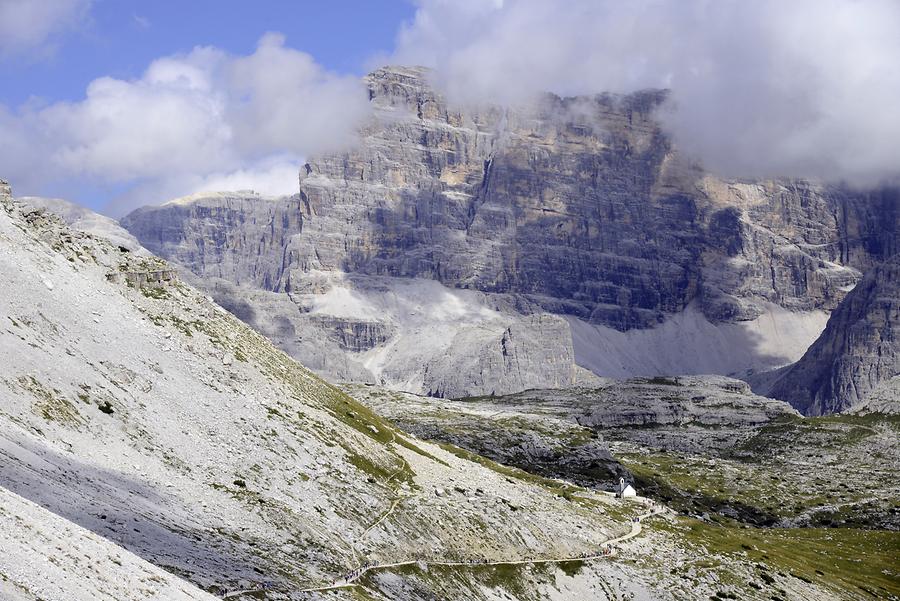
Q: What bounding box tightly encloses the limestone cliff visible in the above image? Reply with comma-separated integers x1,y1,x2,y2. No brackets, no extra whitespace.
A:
120,66,899,398
289,67,895,325
767,256,900,415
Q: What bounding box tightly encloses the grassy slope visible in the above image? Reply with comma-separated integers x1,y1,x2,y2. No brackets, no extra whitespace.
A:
656,518,899,601
616,414,900,527
615,413,900,600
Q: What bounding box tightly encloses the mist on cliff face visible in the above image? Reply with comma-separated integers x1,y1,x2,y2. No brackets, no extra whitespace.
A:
392,0,900,187
2,0,898,213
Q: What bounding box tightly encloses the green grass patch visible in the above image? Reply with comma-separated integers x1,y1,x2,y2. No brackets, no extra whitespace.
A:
140,285,170,300
19,375,85,429
664,518,900,600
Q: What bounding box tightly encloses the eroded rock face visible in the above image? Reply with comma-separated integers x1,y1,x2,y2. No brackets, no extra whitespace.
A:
698,181,897,321
768,256,900,415
122,191,305,290
120,66,899,398
287,67,896,327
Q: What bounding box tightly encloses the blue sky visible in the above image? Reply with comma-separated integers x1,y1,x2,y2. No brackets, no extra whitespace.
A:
0,0,416,211
2,1,414,106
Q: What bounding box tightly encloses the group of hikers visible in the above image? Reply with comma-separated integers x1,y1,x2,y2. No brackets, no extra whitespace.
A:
342,559,377,583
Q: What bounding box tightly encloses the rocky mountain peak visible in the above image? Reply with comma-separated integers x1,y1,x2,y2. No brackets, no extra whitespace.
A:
119,67,899,400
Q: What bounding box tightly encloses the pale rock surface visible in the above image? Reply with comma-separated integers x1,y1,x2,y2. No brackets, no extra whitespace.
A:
0,487,217,601
848,377,900,414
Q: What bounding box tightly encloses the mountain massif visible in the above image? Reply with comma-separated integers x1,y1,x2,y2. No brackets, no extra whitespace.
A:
119,66,899,410
0,181,653,599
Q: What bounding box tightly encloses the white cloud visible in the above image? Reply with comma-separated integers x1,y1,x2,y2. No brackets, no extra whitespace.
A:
101,156,305,214
190,156,302,198
1,33,371,214
227,33,368,157
393,0,900,185
6,2,897,214
0,0,91,58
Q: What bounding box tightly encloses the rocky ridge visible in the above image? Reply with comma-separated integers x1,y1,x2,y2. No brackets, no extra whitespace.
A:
766,255,900,415
20,195,147,254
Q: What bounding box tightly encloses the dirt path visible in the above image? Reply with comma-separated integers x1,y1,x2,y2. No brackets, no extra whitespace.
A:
294,504,668,594
358,437,415,542
361,496,404,539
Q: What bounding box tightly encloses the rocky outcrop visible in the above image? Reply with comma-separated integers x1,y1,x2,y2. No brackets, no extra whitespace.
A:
474,376,798,429
767,256,900,415
347,375,797,488
19,195,148,254
848,377,900,414
412,313,601,398
345,384,622,489
574,376,798,428
119,66,899,398
460,377,799,455
309,315,394,352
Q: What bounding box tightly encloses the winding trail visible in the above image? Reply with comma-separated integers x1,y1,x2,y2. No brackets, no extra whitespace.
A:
360,496,404,538
295,504,668,594
358,435,414,541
